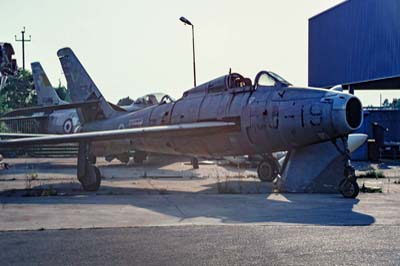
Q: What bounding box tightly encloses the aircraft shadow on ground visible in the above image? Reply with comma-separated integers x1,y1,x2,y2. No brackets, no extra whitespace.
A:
0,155,201,176
0,180,376,226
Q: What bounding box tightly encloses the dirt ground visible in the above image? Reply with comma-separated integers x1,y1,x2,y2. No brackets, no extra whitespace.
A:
0,155,399,196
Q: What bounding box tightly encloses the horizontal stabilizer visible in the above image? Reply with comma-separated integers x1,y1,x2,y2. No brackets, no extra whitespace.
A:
0,100,100,119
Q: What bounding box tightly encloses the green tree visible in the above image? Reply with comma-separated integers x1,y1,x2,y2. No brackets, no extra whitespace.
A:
0,93,10,115
392,98,399,109
0,94,10,131
382,99,390,107
55,80,70,102
0,69,37,112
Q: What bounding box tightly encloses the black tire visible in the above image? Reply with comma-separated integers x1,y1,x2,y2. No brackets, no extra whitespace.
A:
88,154,97,164
81,165,101,191
339,179,359,199
257,159,279,182
116,153,130,164
134,151,147,164
191,157,199,169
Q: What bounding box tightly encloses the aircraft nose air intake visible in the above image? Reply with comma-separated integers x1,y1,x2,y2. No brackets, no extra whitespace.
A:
331,94,363,135
345,97,363,129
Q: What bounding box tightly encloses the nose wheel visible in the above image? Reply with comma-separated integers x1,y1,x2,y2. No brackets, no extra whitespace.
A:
339,178,359,198
257,156,280,182
334,136,360,199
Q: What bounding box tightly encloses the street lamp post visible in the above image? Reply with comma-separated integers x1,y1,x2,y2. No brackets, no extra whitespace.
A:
179,16,197,87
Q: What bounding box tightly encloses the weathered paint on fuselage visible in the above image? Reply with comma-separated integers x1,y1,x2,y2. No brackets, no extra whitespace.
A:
46,109,80,134
83,83,362,158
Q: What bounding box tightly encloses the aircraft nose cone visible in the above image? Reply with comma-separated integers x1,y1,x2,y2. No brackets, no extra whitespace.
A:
330,94,363,135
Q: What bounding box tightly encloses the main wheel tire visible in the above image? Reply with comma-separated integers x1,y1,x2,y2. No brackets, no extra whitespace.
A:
88,154,97,164
81,165,101,192
257,159,279,182
339,179,359,199
191,157,199,169
116,153,130,164
133,151,147,164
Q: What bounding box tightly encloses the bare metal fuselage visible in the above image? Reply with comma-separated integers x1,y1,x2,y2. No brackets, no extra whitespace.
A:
85,85,362,158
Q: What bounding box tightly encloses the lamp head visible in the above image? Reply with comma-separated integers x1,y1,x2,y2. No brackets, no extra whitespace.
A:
179,16,193,26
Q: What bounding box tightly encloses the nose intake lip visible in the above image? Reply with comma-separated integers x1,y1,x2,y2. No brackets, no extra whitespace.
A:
330,94,363,136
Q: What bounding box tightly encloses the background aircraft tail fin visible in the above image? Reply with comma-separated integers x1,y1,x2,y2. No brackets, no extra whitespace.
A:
57,47,115,123
31,62,67,106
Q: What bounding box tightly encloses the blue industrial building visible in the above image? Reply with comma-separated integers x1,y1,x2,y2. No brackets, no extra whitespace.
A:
308,0,400,160
309,0,400,89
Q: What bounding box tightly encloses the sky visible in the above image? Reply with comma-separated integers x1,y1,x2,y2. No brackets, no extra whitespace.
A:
0,0,396,106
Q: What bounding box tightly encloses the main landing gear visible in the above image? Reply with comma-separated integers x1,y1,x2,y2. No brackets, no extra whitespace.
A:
257,155,280,182
77,142,101,191
191,157,199,169
133,151,147,164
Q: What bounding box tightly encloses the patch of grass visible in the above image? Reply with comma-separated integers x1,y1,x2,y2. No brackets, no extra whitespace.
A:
25,172,38,189
23,186,58,197
358,170,386,179
159,188,169,195
360,184,383,193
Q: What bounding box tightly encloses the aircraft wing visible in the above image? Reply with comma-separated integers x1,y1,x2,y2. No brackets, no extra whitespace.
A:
0,121,238,147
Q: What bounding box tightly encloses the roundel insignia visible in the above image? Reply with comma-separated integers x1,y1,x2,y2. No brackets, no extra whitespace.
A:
63,119,73,134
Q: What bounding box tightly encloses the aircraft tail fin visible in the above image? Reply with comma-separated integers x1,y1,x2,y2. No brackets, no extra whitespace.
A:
31,62,67,106
57,47,115,123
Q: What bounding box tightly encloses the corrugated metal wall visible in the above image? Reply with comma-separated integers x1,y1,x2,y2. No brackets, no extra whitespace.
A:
309,0,400,87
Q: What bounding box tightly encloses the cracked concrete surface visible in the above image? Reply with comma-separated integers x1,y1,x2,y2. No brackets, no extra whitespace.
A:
0,156,399,231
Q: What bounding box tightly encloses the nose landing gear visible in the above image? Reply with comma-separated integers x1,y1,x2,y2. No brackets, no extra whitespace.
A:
334,136,360,199
339,165,359,198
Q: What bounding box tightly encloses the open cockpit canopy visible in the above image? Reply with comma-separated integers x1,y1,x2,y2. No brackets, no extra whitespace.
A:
135,93,175,105
183,71,291,97
254,71,292,88
183,73,252,97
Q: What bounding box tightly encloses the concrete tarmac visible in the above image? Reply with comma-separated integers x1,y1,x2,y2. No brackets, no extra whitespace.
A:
1,225,400,266
0,157,400,265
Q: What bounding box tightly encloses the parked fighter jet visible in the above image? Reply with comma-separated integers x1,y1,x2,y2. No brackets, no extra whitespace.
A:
0,47,364,198
32,62,80,134
0,62,80,134
1,61,173,163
